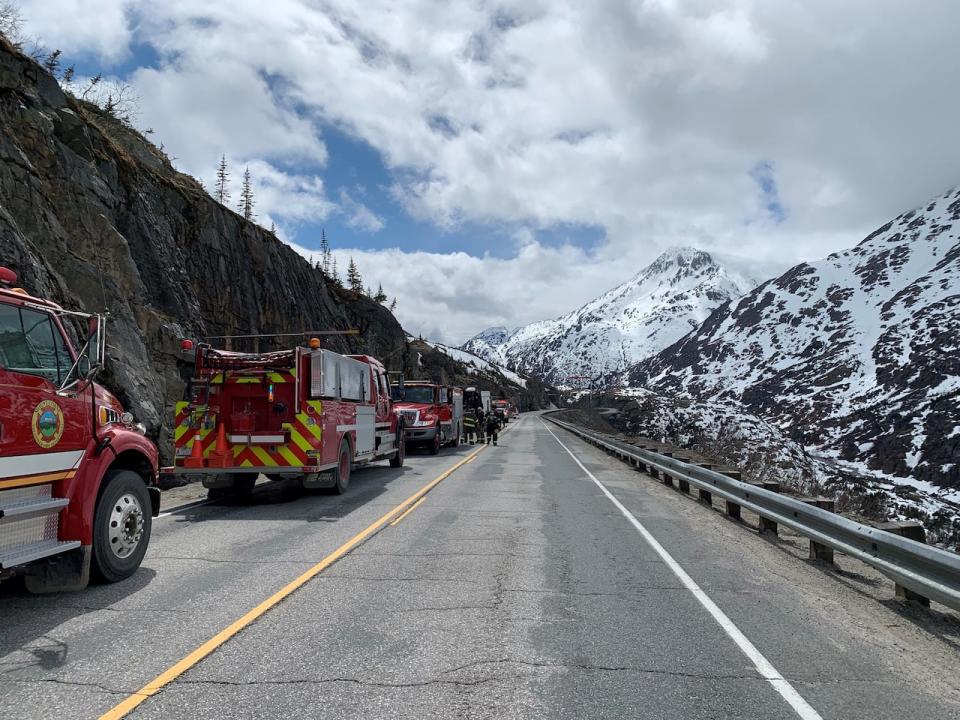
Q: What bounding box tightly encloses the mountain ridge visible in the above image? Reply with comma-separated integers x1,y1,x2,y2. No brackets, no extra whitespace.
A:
463,246,763,385
631,186,960,492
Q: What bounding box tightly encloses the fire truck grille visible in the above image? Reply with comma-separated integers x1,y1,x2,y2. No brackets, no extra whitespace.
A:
0,485,60,555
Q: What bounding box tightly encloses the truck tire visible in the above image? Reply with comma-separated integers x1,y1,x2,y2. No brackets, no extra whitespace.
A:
389,429,406,468
231,474,257,496
92,470,152,583
332,438,352,494
429,424,442,455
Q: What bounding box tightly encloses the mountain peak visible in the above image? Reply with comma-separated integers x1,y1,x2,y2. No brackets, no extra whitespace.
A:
462,246,763,385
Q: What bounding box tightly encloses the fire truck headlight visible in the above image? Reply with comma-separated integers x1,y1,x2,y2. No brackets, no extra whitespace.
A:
98,405,122,426
134,422,147,435
121,412,134,425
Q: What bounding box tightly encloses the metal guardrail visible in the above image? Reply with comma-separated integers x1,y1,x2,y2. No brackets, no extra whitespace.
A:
547,416,960,613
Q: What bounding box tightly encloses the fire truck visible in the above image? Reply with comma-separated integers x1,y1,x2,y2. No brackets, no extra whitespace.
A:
392,382,463,454
166,340,405,495
0,267,160,592
492,399,513,423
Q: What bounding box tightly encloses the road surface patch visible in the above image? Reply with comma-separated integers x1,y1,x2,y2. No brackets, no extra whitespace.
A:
99,440,491,720
542,420,824,720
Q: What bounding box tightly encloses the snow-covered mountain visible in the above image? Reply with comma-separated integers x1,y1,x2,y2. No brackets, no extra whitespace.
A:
463,247,763,385
460,326,514,366
631,187,960,493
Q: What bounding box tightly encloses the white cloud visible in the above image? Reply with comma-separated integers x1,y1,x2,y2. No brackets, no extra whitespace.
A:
18,0,960,339
337,189,385,233
18,0,134,62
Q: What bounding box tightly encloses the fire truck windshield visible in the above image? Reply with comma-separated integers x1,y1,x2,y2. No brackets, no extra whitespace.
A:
0,302,74,385
396,386,435,404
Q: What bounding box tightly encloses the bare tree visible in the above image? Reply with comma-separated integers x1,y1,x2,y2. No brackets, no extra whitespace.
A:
80,74,102,100
0,2,23,44
98,81,140,124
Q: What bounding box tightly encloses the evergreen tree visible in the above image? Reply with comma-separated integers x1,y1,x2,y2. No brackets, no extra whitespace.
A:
331,257,341,286
215,154,230,205
319,229,331,274
269,221,276,235
374,284,387,303
366,285,373,297
347,257,364,293
239,166,255,220
389,297,397,312
42,49,61,76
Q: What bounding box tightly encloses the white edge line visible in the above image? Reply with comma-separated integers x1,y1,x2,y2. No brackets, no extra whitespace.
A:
541,420,823,720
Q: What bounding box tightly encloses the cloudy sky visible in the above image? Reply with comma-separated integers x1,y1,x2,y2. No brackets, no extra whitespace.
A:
18,0,960,343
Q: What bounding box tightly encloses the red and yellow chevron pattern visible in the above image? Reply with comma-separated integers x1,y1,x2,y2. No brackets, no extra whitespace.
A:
173,398,323,470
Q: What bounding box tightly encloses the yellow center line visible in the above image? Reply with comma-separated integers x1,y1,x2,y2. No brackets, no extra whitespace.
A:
99,441,488,720
389,496,427,526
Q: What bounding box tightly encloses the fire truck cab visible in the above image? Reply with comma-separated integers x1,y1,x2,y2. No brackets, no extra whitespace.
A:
168,342,405,495
392,382,463,454
492,399,513,423
0,267,159,592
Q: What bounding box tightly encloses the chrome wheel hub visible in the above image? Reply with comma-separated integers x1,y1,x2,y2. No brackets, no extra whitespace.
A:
108,493,144,559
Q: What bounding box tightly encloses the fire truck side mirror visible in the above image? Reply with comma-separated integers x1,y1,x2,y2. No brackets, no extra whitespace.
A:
87,314,106,369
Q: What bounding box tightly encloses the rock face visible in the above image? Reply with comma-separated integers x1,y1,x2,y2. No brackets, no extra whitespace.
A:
631,187,960,492
0,39,407,461
463,247,760,385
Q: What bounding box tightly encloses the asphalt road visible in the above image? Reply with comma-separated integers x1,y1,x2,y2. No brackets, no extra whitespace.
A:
1,414,959,719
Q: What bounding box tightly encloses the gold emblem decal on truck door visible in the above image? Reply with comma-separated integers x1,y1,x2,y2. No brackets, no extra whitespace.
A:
32,400,65,449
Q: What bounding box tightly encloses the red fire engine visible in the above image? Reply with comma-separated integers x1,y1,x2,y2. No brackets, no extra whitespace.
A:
492,399,513,423
392,382,463,454
0,267,160,591
166,340,405,494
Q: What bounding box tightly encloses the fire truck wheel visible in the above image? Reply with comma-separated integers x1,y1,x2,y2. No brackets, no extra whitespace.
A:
389,430,406,467
92,470,152,583
231,475,257,496
428,424,442,455
332,439,352,494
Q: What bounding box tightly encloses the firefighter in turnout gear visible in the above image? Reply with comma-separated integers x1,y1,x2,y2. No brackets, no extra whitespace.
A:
484,409,499,446
463,409,478,444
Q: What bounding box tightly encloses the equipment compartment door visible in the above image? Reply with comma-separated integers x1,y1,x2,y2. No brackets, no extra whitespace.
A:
355,405,375,455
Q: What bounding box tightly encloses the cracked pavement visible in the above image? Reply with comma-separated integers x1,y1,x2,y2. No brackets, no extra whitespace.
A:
2,415,960,719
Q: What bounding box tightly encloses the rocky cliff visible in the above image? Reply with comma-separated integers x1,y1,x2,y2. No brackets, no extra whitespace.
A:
0,38,408,460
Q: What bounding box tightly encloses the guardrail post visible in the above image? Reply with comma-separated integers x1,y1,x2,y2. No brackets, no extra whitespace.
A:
801,498,835,563
877,521,931,607
660,452,674,487
719,470,743,520
752,481,780,535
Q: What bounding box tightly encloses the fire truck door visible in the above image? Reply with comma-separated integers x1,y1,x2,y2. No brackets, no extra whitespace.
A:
0,305,89,480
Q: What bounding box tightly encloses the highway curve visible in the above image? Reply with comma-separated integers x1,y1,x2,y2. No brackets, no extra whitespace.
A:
1,414,959,719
